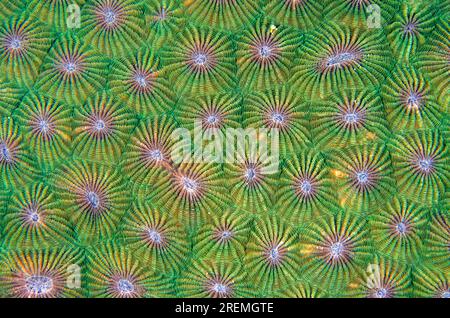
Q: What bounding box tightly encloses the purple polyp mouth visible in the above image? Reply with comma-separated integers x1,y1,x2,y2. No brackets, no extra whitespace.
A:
407,92,421,105
269,247,280,261
395,221,407,235
375,288,388,298
26,275,53,295
356,171,369,184
148,149,163,161
344,112,359,124
441,290,450,298
212,283,228,294
182,177,198,192
271,112,285,124
104,9,117,25
418,158,432,172
134,74,148,88
86,191,100,209
117,279,134,294
330,242,344,258
206,115,218,124
10,37,22,49
326,52,356,67
147,229,162,244
0,143,11,162
39,119,49,132
30,212,40,223
220,230,232,240
65,62,77,73
300,180,312,194
193,52,207,65
245,168,256,180
258,45,272,58
95,120,105,131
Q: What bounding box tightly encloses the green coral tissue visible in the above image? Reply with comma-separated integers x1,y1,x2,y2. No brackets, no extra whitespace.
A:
0,0,448,298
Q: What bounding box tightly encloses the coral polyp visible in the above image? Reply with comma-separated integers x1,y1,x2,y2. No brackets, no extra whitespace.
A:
176,93,241,133
369,197,426,261
237,21,299,90
14,93,72,168
177,260,253,298
163,26,235,95
0,15,51,86
55,161,129,243
0,0,26,20
80,0,145,57
291,22,390,98
390,130,449,205
381,66,441,132
387,3,436,63
245,216,300,290
2,183,73,248
120,201,189,275
224,146,277,213
35,34,108,105
277,150,338,222
299,212,371,291
152,162,228,226
0,117,36,188
86,244,171,298
413,265,449,298
73,92,137,162
310,89,389,149
0,248,84,298
123,116,177,185
328,144,395,210
193,209,253,260
110,49,173,115
350,256,412,298
244,86,309,155
145,0,184,48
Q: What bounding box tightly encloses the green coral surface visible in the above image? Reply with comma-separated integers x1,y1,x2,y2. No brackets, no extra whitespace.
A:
0,0,448,298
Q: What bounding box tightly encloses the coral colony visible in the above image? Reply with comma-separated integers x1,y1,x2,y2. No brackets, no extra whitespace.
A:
0,0,449,298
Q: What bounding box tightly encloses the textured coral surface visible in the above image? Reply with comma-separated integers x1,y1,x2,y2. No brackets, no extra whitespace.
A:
0,0,448,298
